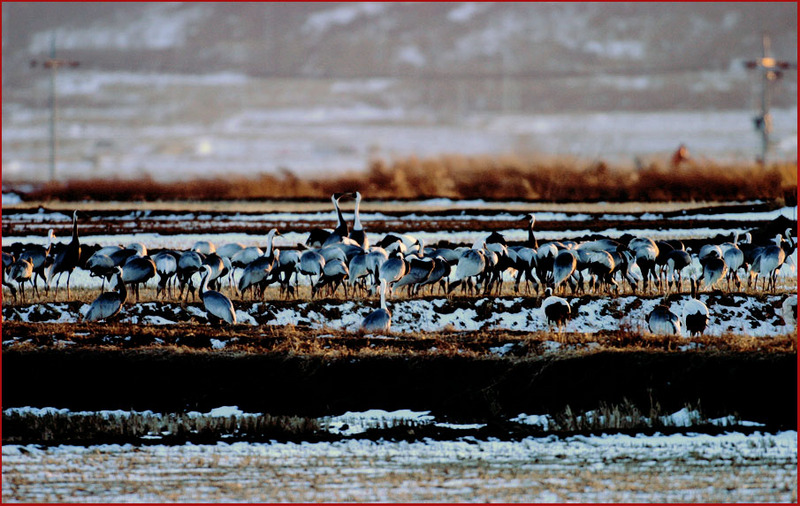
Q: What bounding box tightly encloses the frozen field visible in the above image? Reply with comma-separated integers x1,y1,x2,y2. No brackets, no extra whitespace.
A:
2,200,796,290
2,197,796,503
2,199,796,336
2,68,797,182
3,293,794,338
3,431,796,502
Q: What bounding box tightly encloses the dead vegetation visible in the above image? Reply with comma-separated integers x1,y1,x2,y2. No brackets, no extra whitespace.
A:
11,156,797,203
2,409,324,445
2,315,796,358
3,337,795,436
0,396,741,445
3,438,795,503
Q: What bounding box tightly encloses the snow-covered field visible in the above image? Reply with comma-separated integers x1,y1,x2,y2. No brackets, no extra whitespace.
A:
2,202,796,290
2,199,796,336
3,293,793,338
3,197,796,503
3,430,796,502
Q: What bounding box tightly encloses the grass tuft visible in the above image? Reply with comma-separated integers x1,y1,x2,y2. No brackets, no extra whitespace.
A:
12,156,797,203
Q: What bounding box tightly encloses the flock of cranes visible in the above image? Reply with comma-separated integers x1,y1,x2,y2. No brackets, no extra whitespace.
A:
2,193,797,336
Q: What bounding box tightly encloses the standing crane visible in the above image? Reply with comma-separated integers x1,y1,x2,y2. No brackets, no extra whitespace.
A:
47,210,81,300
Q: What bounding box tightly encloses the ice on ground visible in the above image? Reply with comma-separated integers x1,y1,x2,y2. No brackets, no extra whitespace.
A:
3,293,794,337
234,310,257,326
511,413,554,430
489,342,516,356
207,406,244,417
2,192,22,205
324,409,435,436
4,431,794,502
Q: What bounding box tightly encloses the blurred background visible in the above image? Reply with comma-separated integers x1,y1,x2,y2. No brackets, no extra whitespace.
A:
2,2,797,184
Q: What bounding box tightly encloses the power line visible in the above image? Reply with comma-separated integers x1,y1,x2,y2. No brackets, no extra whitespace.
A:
29,34,80,182
743,33,796,166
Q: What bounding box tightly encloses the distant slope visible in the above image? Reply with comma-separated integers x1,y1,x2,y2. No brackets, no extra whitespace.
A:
3,3,796,109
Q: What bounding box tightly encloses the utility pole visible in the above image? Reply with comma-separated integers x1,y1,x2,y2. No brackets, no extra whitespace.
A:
744,33,795,166
30,34,80,182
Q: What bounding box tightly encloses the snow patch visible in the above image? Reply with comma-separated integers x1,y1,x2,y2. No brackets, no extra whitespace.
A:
2,193,22,205
303,3,386,35
448,3,489,23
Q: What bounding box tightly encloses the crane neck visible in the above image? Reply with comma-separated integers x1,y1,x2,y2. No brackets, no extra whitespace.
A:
333,196,348,236
527,223,538,249
353,194,363,231
71,211,79,243
264,231,276,259
116,271,128,304
200,268,211,295
46,229,55,253
380,279,387,310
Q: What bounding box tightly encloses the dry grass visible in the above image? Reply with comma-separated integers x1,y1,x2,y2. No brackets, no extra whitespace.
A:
3,435,795,503
2,410,323,444
2,317,795,358
14,156,797,203
0,398,739,445
6,272,798,307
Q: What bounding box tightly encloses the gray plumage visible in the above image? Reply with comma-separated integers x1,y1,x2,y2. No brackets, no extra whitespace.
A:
699,250,727,292
239,253,276,298
86,253,116,287
47,210,82,299
18,228,55,297
394,252,434,296
629,237,659,292
417,255,451,295
541,287,571,331
85,267,127,322
3,252,17,299
750,234,786,291
665,249,691,290
122,255,157,302
647,304,682,336
216,242,246,259
9,257,34,302
299,249,326,288
177,250,204,301
552,250,577,292
231,246,263,269
322,192,353,247
348,191,369,249
200,265,236,325
313,257,349,298
378,252,408,289
192,240,216,255
365,247,389,285
448,247,486,295
361,279,391,333
682,295,709,337
782,294,797,329
348,251,371,291
152,250,179,298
